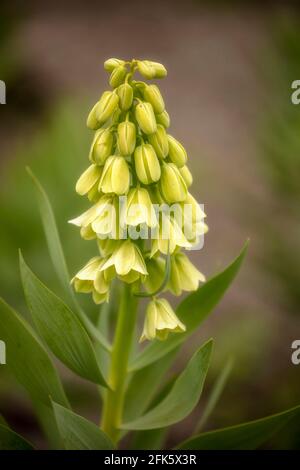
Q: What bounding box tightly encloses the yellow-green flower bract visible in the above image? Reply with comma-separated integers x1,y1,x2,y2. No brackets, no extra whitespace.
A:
70,58,207,341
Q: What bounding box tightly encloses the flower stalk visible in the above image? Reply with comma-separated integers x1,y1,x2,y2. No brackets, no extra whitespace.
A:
101,283,138,442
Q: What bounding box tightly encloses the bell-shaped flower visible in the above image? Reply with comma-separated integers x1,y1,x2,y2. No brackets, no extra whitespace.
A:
151,215,191,257
71,257,114,304
99,240,148,283
140,298,185,342
124,187,157,228
168,251,205,296
69,194,116,239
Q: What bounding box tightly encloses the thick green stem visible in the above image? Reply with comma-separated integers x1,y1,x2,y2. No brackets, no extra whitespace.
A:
101,283,138,443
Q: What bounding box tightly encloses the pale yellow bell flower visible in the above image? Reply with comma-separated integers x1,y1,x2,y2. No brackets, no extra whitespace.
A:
125,187,157,228
99,240,148,280
140,298,185,342
168,252,205,296
68,194,115,230
71,256,113,304
150,216,192,257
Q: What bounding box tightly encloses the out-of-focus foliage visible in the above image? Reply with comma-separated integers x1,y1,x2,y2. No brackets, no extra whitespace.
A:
257,16,300,314
0,102,96,313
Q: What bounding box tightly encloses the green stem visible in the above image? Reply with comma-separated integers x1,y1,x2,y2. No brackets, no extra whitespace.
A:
101,283,138,443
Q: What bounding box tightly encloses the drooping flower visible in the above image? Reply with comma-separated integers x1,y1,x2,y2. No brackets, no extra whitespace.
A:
125,187,157,228
140,298,186,342
168,251,205,296
99,240,148,283
71,257,114,304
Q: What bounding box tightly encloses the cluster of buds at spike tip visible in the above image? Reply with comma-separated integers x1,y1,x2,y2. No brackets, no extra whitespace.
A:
69,58,208,342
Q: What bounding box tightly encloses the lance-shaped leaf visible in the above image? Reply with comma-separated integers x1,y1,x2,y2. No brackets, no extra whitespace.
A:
130,242,248,372
26,167,110,352
124,349,179,423
177,404,300,450
52,402,114,450
0,424,35,450
20,253,108,387
196,357,233,432
0,297,69,407
122,339,213,430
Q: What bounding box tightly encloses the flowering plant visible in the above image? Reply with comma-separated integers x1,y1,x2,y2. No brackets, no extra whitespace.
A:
0,59,298,451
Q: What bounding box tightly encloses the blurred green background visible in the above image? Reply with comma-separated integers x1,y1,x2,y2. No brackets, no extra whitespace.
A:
0,0,300,449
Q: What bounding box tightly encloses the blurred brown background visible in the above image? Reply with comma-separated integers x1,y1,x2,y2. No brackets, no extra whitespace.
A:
1,0,300,449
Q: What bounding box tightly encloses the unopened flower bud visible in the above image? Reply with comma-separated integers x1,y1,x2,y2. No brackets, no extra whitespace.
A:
143,257,165,293
117,121,136,156
104,58,125,72
140,298,185,342
179,165,193,187
159,163,187,203
89,128,113,165
134,144,161,185
96,91,119,125
109,65,127,88
87,102,101,130
137,60,167,79
148,124,169,159
156,110,170,128
99,155,130,195
135,102,157,135
76,164,102,196
143,84,165,114
117,83,133,111
167,135,187,167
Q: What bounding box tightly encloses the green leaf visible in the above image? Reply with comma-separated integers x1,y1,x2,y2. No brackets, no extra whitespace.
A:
131,375,178,449
121,339,213,430
20,252,108,387
132,428,167,450
0,297,69,407
124,349,179,423
26,167,111,352
177,404,300,450
52,402,114,450
130,242,248,372
196,357,233,432
0,424,35,450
